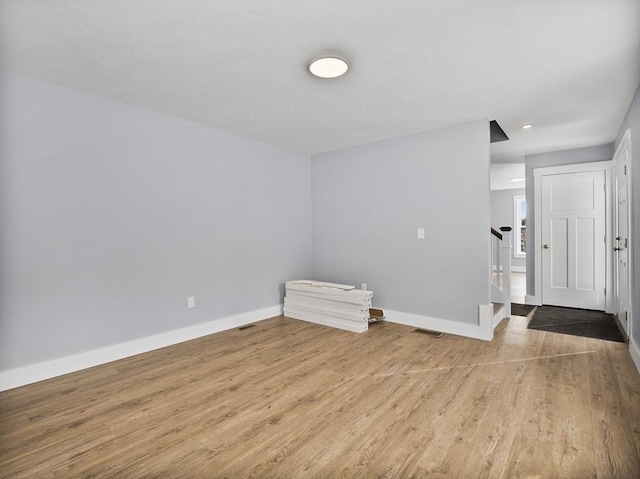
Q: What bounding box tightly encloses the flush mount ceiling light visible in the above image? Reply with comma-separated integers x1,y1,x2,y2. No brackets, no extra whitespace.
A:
521,123,534,129
510,178,525,182
308,54,350,78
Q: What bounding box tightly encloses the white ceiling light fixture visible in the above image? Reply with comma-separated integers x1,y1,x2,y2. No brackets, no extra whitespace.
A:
510,178,525,182
308,54,350,79
521,123,534,129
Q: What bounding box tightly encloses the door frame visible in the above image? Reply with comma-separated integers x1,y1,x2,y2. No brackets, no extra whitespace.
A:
612,129,633,338
532,160,615,311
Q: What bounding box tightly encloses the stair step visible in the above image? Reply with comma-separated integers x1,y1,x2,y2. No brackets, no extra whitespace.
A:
492,302,504,315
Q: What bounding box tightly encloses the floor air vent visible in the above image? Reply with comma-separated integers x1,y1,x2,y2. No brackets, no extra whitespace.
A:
238,324,257,330
414,328,444,338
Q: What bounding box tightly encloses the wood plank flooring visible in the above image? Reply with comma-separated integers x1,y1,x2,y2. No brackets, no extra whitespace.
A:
1,315,639,478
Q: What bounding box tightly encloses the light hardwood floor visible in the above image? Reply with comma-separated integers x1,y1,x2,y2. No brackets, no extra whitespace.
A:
1,315,639,478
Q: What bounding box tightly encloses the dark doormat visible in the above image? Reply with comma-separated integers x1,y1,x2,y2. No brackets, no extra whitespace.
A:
511,303,536,317
527,305,625,342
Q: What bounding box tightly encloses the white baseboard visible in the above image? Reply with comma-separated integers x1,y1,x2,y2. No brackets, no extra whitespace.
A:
479,303,495,340
383,307,493,341
525,295,541,306
491,265,526,273
630,339,640,375
0,305,283,392
492,304,508,329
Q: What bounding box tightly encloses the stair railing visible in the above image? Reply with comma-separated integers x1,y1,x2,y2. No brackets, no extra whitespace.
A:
491,227,512,319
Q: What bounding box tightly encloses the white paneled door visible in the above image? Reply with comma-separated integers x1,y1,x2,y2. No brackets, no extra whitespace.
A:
541,170,606,310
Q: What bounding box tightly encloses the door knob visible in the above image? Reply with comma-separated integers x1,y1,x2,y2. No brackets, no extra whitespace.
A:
614,247,621,251
543,244,549,249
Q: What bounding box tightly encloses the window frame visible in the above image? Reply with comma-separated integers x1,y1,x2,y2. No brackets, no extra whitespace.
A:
513,195,526,258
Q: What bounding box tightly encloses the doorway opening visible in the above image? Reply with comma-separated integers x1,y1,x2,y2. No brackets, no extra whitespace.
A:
533,161,613,312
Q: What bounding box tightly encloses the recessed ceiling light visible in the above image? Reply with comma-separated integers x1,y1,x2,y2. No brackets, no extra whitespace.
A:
521,123,534,129
510,178,525,182
308,54,350,79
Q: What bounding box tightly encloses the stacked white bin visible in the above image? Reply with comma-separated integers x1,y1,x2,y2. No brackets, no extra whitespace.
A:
283,280,373,333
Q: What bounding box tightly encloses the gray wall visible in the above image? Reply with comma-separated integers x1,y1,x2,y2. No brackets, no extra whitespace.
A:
490,188,526,270
614,82,640,348
311,120,491,325
524,143,614,297
0,73,312,371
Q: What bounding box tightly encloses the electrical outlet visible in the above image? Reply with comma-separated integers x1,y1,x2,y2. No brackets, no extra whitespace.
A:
362,283,367,291
418,228,425,239
188,296,195,308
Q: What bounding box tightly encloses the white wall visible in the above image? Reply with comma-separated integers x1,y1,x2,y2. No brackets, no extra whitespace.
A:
490,188,526,270
311,120,491,326
0,73,312,372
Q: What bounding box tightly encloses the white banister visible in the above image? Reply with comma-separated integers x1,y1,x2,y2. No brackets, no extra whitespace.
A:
499,227,512,318
491,227,503,290
490,226,513,324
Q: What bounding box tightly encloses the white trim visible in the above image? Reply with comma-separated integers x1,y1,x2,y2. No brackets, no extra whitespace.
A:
492,307,506,329
513,194,527,258
491,282,507,308
383,306,494,341
0,305,283,392
629,339,640,375
533,160,614,308
626,132,633,341
534,169,542,305
612,129,633,338
525,294,541,306
605,165,616,313
533,161,614,178
491,265,525,273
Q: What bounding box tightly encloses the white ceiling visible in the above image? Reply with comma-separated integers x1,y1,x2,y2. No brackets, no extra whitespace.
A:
490,163,526,191
1,0,639,163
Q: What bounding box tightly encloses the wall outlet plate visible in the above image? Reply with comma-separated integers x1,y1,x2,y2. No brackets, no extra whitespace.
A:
188,296,195,308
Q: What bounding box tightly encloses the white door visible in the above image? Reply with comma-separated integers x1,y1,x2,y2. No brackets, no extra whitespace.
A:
541,170,606,310
614,136,631,336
